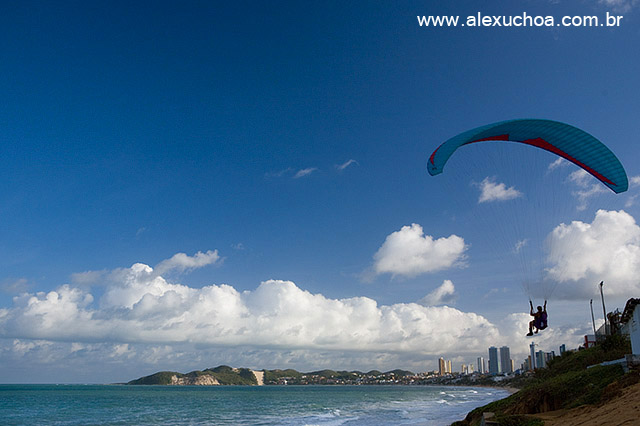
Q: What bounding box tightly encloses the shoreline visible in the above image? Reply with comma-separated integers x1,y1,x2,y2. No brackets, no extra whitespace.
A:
450,385,518,425
444,383,519,394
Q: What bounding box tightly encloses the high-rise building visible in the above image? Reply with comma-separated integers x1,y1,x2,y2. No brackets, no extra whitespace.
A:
546,351,555,364
477,357,486,374
529,342,537,369
438,357,446,376
560,344,566,354
447,360,452,374
488,346,500,374
499,346,512,374
536,350,546,368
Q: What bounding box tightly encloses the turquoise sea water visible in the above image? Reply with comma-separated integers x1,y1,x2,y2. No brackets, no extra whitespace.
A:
0,384,508,425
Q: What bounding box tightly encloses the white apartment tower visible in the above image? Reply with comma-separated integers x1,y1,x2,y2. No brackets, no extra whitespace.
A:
477,357,486,374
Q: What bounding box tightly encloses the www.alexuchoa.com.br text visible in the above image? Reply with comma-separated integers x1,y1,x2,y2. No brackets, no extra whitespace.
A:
417,12,623,28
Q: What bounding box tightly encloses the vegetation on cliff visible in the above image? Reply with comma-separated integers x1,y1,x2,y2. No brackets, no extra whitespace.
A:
262,368,415,385
452,334,633,426
127,365,258,385
129,366,417,386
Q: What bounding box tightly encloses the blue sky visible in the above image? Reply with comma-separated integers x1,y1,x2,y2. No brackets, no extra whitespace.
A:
2,0,640,383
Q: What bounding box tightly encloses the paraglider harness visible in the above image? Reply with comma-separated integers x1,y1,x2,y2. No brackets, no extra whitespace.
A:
528,300,547,336
534,310,547,330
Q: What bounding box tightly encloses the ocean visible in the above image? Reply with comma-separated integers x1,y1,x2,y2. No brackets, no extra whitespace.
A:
0,384,509,425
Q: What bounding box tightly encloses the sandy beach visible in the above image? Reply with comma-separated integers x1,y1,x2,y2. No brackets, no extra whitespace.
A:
531,381,640,426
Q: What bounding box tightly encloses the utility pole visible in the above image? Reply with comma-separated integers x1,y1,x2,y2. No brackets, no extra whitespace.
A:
590,299,597,343
599,281,607,336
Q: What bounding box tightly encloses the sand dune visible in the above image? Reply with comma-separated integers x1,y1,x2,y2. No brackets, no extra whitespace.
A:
252,370,264,386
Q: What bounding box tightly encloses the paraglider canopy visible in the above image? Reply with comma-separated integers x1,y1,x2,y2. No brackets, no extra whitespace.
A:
428,119,628,194
426,118,629,302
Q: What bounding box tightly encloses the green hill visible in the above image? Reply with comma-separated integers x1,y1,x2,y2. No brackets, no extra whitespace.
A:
127,371,180,385
262,368,303,383
307,369,360,380
385,369,414,377
203,366,258,385
127,366,258,385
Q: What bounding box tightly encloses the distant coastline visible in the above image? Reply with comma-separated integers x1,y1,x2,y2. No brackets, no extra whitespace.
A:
126,365,517,389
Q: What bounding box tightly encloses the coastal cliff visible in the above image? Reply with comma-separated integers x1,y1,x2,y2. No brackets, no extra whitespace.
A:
533,378,640,426
169,374,220,385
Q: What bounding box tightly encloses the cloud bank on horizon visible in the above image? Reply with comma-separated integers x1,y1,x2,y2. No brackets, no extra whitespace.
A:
0,250,591,381
2,208,640,381
0,253,496,353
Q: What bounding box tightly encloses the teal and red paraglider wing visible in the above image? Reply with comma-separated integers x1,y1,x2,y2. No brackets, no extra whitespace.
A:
427,119,628,194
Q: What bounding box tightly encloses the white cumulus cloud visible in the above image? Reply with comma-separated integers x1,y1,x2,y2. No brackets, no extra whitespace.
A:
336,159,359,171
71,251,221,288
371,224,467,278
0,254,500,359
154,250,222,275
418,280,457,306
514,239,528,253
567,169,608,211
546,209,640,299
548,157,567,171
625,176,640,208
476,177,522,203
294,168,318,178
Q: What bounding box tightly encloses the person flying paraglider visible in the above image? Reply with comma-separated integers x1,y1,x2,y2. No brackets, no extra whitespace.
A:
527,300,547,336
427,119,628,339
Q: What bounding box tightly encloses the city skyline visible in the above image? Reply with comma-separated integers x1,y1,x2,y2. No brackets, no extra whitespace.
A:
438,339,570,376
